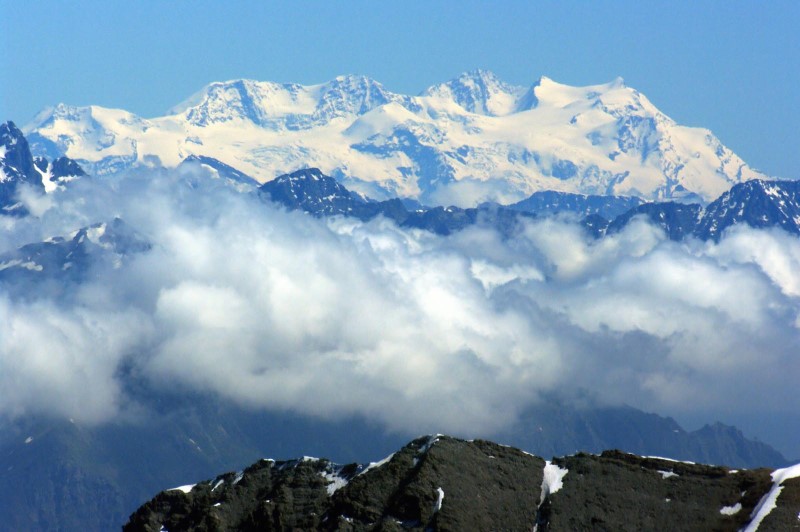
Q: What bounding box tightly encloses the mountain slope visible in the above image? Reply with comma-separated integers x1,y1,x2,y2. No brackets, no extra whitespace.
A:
23,72,767,206
697,178,800,240
0,121,44,211
0,121,86,213
600,178,800,241
124,435,800,532
0,218,150,299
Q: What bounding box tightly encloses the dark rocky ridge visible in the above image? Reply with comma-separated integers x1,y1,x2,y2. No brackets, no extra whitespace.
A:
0,398,788,531
178,155,260,189
260,168,538,236
125,435,799,531
0,121,44,212
0,217,150,299
257,165,800,242
0,120,86,214
507,189,643,219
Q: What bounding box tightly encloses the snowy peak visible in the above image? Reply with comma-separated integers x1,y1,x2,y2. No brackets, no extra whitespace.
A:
0,121,37,181
22,73,771,204
0,218,151,296
1,121,86,200
0,121,44,209
697,178,800,240
177,79,311,127
259,167,366,216
174,75,412,129
423,69,526,116
526,75,644,113
315,74,406,119
178,154,259,191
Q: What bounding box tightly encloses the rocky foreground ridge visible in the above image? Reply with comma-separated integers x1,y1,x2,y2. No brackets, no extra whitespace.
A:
125,435,800,532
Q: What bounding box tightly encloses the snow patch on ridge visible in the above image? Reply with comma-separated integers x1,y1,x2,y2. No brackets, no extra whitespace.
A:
359,453,395,476
720,502,741,515
168,484,195,494
540,461,568,501
534,461,569,532
744,463,800,531
433,487,445,513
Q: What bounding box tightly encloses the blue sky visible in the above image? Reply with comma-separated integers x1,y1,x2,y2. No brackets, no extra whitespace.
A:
2,1,798,179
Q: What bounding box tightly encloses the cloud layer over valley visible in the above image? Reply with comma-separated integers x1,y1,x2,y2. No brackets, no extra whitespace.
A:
1,170,799,451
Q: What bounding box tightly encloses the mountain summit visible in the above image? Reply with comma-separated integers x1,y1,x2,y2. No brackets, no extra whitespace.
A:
24,72,767,205
125,435,800,532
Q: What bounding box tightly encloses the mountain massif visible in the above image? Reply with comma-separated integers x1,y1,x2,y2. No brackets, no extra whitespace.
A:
23,71,765,206
125,435,800,531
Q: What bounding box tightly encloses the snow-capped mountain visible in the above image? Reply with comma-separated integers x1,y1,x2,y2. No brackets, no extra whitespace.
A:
260,167,528,235
0,121,86,212
23,71,767,206
599,178,800,241
697,178,800,240
0,121,44,211
0,218,150,298
177,154,259,192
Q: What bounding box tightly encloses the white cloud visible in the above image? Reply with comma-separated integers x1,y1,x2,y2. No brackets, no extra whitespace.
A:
0,170,799,445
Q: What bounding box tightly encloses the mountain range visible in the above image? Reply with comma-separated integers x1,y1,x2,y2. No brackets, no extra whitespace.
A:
1,68,800,530
125,435,800,531
22,71,766,207
260,166,800,242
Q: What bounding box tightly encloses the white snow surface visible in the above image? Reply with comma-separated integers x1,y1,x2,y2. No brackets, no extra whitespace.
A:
434,487,445,513
645,456,696,465
35,162,59,193
0,260,43,272
720,502,742,515
539,461,569,504
533,461,569,532
744,463,800,531
23,72,767,206
320,465,351,496
658,470,678,479
418,434,444,455
168,484,196,494
359,452,395,476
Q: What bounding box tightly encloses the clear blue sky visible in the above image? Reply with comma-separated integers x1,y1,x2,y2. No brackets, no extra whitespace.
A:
2,1,798,179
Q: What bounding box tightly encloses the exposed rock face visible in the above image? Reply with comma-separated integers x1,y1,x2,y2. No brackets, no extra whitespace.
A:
508,190,643,220
0,120,87,212
124,436,800,531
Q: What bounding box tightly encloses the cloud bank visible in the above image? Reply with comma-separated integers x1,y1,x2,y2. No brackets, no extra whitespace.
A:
1,170,799,446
